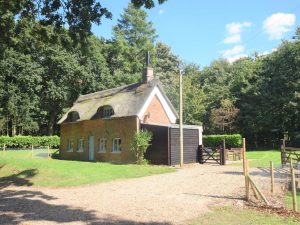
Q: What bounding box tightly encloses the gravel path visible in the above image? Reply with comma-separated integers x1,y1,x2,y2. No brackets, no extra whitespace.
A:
0,164,271,225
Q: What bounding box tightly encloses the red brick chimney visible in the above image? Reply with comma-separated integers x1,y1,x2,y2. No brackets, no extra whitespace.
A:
142,67,154,83
142,51,154,83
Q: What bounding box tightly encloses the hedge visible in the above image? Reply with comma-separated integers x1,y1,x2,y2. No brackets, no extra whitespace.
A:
0,136,60,148
203,134,242,148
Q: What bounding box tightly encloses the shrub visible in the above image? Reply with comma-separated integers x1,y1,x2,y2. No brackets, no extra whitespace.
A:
203,134,242,148
131,130,152,164
0,136,60,148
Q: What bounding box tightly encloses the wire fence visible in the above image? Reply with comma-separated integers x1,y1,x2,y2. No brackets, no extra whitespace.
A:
0,145,56,159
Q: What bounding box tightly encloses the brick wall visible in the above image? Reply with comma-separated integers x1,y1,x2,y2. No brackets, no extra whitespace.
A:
60,116,139,162
142,95,171,125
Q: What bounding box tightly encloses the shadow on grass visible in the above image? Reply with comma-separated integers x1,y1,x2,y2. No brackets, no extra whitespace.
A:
223,167,291,179
0,169,37,189
0,189,171,224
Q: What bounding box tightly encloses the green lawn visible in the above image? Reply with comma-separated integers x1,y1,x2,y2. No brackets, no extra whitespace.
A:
189,207,300,225
229,150,300,212
0,150,175,188
285,192,300,210
231,150,281,168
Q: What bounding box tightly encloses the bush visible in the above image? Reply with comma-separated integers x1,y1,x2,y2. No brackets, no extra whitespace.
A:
131,130,152,164
203,134,242,148
0,136,60,148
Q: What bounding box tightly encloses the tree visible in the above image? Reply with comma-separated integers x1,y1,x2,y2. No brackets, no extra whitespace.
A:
210,99,239,134
0,0,165,53
37,46,87,135
108,3,157,80
0,49,43,136
199,59,234,132
154,42,180,83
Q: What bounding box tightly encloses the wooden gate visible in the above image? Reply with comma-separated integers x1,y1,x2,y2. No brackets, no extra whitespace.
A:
281,139,300,165
198,145,226,165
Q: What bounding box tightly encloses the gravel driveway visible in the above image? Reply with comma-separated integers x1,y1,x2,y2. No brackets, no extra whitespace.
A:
0,164,268,225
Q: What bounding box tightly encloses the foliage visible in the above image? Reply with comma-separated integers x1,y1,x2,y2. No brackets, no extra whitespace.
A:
108,3,157,79
203,134,242,148
0,150,174,187
190,206,299,225
0,135,60,148
131,130,152,164
1,0,300,150
210,99,239,134
0,0,165,51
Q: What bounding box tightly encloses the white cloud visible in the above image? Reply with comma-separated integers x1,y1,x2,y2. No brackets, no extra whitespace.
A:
222,45,245,58
224,22,252,44
158,9,164,15
263,13,296,40
224,34,241,44
226,22,252,34
221,45,247,63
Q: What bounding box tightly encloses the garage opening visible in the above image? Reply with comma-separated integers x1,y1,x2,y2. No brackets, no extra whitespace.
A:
141,123,203,166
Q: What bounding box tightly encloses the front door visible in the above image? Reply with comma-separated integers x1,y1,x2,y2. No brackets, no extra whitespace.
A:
88,136,94,161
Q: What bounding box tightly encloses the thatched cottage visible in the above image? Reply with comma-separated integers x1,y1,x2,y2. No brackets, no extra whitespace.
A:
58,64,202,165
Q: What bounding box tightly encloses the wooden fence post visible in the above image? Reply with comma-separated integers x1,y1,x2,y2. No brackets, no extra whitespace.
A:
31,145,34,158
3,144,6,151
199,145,203,164
270,161,274,194
245,159,250,201
221,139,226,165
243,138,246,175
290,158,293,173
248,175,270,205
291,166,298,212
281,139,286,165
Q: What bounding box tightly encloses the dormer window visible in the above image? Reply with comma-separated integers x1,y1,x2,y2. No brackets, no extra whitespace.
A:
92,105,114,119
66,111,80,122
103,106,114,118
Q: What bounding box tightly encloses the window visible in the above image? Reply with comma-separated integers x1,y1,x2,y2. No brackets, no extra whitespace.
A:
103,107,114,118
67,139,73,152
92,105,114,119
77,139,84,152
112,138,121,152
98,138,107,153
66,111,80,122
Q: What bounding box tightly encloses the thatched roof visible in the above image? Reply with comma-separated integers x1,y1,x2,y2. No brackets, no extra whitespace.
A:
58,78,178,124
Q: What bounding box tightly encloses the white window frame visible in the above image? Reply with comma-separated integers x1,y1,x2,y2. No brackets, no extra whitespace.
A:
67,139,73,152
98,138,107,153
103,107,113,118
112,138,121,153
77,139,84,152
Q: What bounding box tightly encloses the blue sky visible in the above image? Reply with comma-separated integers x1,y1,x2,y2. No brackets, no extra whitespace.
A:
92,0,300,67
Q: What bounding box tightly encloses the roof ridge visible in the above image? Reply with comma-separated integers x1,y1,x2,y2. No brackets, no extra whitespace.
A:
77,82,141,103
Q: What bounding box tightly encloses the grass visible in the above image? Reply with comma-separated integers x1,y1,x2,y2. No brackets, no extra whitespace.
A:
0,150,175,187
285,192,300,210
231,150,281,168
228,150,300,212
189,207,300,225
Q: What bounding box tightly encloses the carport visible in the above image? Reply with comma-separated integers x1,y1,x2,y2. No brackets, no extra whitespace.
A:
141,123,203,165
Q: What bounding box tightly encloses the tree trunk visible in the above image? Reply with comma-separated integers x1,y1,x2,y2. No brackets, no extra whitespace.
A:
6,116,9,136
11,119,16,137
48,112,57,136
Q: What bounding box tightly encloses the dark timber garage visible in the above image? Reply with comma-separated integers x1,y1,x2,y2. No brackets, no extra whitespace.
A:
141,123,203,165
